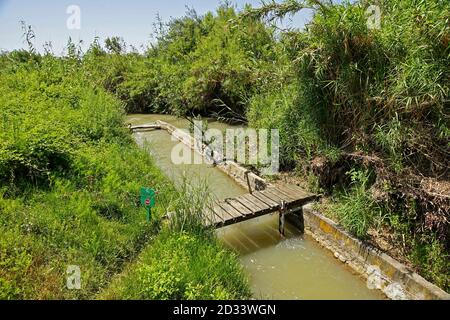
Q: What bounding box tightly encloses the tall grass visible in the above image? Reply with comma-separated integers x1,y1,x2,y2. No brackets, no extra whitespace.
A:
100,230,251,300
328,169,382,239
244,0,449,290
166,178,214,234
99,185,250,300
0,49,251,298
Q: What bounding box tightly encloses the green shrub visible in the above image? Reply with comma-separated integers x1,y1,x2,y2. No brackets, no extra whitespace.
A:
0,51,179,299
410,236,450,291
330,169,382,239
0,43,251,299
101,231,250,300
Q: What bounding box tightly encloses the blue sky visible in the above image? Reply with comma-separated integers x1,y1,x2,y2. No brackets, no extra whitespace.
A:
0,0,314,54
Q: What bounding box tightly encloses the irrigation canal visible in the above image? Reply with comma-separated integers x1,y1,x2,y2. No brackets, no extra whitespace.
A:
128,114,385,300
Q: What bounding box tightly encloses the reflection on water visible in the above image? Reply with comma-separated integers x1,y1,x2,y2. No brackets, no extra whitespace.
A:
127,114,384,300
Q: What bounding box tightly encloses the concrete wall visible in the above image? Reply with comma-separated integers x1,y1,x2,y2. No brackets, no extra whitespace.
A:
302,203,450,300
156,120,267,192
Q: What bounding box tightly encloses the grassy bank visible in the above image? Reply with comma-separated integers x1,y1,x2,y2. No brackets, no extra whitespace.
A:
101,227,250,300
0,50,249,299
100,182,251,300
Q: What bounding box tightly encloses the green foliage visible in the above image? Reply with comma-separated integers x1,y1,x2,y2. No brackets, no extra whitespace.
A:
79,1,450,176
166,179,214,235
82,4,275,119
101,231,250,300
374,114,405,172
0,39,251,299
330,169,381,239
0,141,170,299
384,204,450,292
410,236,450,290
0,54,126,189
248,80,329,169
246,0,449,173
245,1,449,288
2,0,449,297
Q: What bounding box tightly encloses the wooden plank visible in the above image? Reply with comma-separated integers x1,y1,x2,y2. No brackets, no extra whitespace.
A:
202,184,318,229
225,198,253,216
282,185,317,203
213,204,236,221
251,191,279,208
276,185,304,199
208,206,226,224
210,205,226,225
212,205,230,223
203,208,222,227
281,186,315,202
246,194,270,211
256,190,280,204
261,188,286,203
264,189,288,203
239,194,267,211
130,124,161,130
283,184,313,197
241,195,277,217
268,187,298,202
218,202,244,219
255,191,281,207
208,215,223,227
232,197,258,214
201,213,213,226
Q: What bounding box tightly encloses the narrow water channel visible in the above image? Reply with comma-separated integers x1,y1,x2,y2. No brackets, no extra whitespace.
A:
127,114,385,300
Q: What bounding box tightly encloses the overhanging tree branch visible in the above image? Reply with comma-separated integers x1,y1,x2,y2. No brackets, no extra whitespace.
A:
242,0,330,22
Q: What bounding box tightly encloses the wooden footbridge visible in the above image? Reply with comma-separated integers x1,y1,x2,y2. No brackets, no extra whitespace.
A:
204,184,316,229
130,121,316,230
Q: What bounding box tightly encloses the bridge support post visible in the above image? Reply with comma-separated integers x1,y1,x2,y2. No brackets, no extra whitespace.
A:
279,200,287,237
244,171,253,194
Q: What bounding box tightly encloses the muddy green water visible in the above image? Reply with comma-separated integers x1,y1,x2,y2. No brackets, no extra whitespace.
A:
127,114,384,300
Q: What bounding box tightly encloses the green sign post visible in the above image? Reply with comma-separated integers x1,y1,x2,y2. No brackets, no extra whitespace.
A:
140,187,156,222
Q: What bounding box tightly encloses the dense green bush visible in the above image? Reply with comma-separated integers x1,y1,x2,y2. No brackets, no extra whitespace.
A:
101,231,250,300
82,4,275,118
0,54,126,189
410,236,450,290
247,0,449,173
0,46,248,299
245,0,449,289
100,179,249,300
0,142,170,299
327,169,381,239
0,61,174,298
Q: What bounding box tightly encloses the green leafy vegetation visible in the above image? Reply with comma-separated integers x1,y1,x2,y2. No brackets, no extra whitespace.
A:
409,236,449,290
101,230,250,300
101,181,250,300
1,0,449,296
81,4,276,122
329,169,382,239
94,0,445,290
0,39,248,299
